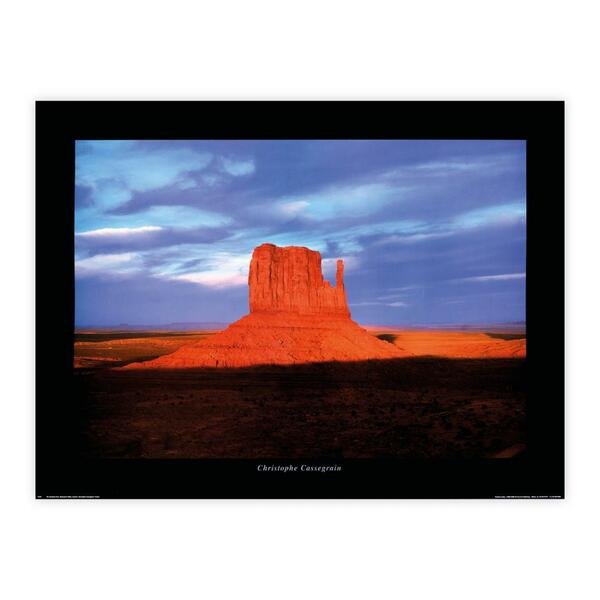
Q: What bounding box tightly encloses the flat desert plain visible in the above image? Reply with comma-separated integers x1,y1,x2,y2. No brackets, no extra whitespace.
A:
73,328,526,459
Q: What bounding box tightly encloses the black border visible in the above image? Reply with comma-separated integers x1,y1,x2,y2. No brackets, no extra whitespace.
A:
35,101,565,499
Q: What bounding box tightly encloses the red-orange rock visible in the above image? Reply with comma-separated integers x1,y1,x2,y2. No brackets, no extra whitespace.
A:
122,244,411,368
248,244,350,316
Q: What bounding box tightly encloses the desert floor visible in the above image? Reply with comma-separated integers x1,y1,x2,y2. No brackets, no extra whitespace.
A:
73,328,526,459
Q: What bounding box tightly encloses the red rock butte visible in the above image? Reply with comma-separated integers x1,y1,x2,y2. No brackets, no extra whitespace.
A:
123,243,411,368
249,243,350,317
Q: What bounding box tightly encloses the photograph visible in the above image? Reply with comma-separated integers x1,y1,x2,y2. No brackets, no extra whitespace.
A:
74,139,527,461
35,101,564,498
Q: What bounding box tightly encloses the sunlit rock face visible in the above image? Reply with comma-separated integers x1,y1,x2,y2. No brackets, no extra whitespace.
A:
122,244,410,368
248,244,350,317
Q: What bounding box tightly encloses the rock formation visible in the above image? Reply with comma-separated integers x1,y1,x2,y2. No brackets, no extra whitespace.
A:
123,243,410,368
248,244,350,316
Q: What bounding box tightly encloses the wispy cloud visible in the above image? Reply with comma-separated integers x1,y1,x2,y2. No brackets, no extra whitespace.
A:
282,183,399,222
173,272,247,288
162,251,251,289
458,272,526,282
277,200,310,218
453,203,525,229
75,252,141,276
350,300,408,307
222,157,255,176
77,226,163,238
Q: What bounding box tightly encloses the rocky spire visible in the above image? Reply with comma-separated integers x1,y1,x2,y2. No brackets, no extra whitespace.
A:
336,259,345,289
248,243,350,317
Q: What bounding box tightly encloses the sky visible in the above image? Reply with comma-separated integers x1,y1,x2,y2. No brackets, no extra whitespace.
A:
75,139,526,327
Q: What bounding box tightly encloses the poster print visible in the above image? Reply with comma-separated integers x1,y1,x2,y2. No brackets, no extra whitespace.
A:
36,102,564,498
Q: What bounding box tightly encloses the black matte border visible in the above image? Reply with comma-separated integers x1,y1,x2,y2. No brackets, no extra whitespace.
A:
35,101,565,499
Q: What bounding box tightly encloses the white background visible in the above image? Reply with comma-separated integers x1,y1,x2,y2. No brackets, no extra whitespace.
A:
1,1,597,599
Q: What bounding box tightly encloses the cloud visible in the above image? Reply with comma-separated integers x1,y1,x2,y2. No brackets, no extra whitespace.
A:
452,203,526,229
75,252,140,277
82,201,231,229
277,200,310,218
349,301,408,307
76,140,212,197
176,178,198,190
117,205,231,228
362,202,525,250
173,272,248,288
286,182,399,221
398,155,518,175
74,142,257,234
349,301,384,306
162,251,251,289
377,293,410,301
372,231,452,246
341,216,525,324
457,272,526,282
222,157,255,176
76,225,233,255
77,226,163,238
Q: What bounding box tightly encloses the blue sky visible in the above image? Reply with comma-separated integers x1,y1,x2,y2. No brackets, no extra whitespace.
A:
75,139,526,327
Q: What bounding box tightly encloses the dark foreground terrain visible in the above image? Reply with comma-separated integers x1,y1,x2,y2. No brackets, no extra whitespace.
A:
76,357,526,459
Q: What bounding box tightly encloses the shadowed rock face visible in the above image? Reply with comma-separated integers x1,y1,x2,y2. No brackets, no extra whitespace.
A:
249,244,350,316
122,244,410,368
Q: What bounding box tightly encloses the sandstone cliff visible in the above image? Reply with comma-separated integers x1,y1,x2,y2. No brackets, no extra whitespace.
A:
248,244,350,316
